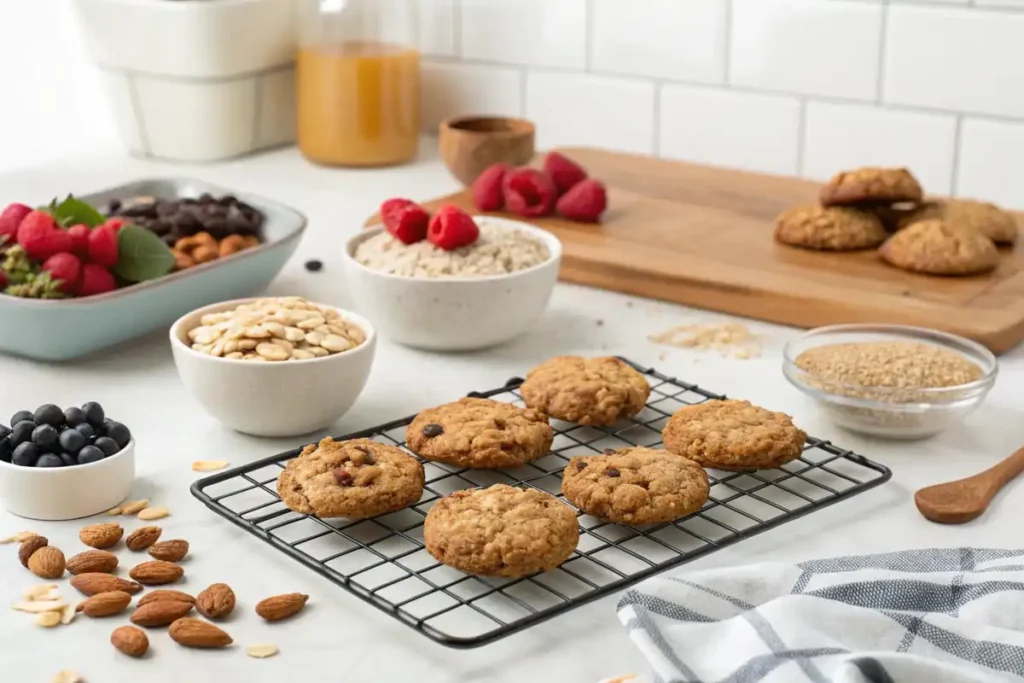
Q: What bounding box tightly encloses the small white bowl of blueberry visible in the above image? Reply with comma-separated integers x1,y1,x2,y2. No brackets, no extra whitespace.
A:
0,402,135,521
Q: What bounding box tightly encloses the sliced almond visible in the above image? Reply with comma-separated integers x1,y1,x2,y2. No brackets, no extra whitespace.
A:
13,600,67,613
60,604,76,625
105,506,123,516
1,531,39,544
192,460,229,472
51,671,84,683
137,507,170,521
23,584,58,601
34,611,62,628
120,499,150,515
35,589,62,602
246,643,279,659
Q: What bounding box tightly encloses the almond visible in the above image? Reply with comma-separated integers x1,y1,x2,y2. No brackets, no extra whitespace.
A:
137,589,195,607
0,531,38,544
131,598,194,627
18,535,48,568
70,572,143,596
137,507,170,521
168,617,232,648
246,643,279,659
23,584,58,601
60,604,76,625
192,460,229,472
28,546,65,579
51,671,84,683
12,600,66,613
125,526,162,551
34,611,62,628
77,590,132,617
254,593,309,622
111,625,149,657
79,522,123,549
196,583,235,620
120,499,150,515
148,539,189,562
129,560,184,585
66,549,118,575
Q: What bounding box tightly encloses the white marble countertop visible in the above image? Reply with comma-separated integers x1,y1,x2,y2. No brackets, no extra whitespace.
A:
0,144,1022,683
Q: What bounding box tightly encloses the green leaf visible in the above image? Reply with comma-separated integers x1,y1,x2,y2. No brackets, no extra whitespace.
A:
113,225,175,282
50,194,106,228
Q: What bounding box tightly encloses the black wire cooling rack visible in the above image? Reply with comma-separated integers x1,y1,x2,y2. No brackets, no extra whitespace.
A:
191,358,891,648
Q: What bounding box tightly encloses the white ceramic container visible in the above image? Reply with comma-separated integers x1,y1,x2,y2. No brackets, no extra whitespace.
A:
341,218,562,351
0,441,136,521
170,299,377,437
74,0,298,162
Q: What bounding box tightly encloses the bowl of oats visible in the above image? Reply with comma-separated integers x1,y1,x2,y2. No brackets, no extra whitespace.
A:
170,296,376,437
343,215,561,351
783,324,997,439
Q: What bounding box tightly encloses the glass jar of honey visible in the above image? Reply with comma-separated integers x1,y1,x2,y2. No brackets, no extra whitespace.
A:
297,0,420,167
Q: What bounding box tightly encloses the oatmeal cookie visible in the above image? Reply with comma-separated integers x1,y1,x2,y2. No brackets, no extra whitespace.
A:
423,484,579,577
878,219,999,276
662,399,806,470
406,397,553,469
561,447,709,525
773,205,887,251
520,356,651,426
895,200,1018,245
278,437,424,519
819,167,923,207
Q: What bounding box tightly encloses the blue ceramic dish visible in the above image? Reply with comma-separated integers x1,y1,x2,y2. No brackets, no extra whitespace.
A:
0,178,305,361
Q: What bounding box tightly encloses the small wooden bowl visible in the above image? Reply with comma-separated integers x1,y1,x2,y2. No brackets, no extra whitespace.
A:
438,116,536,186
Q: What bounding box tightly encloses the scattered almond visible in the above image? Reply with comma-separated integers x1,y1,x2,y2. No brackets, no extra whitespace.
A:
192,460,229,472
149,539,189,562
79,522,123,549
18,535,48,568
13,600,67,614
137,589,195,607
129,560,184,585
246,643,279,659
70,572,142,596
111,625,149,658
169,617,233,648
32,589,62,602
60,604,76,625
120,499,150,515
125,526,162,551
196,583,235,620
137,507,170,521
255,593,309,622
28,546,66,579
106,506,122,515
0,531,39,544
77,591,132,617
131,599,194,627
51,672,84,683
34,611,62,628
23,584,58,601
66,549,118,575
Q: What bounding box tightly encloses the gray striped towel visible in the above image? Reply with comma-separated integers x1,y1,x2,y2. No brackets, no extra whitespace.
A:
617,549,1024,683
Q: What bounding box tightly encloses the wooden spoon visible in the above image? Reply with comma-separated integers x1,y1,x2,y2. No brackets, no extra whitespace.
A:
915,446,1024,524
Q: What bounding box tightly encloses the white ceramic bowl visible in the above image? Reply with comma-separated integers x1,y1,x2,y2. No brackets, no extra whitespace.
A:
342,217,562,351
170,298,377,437
0,441,136,521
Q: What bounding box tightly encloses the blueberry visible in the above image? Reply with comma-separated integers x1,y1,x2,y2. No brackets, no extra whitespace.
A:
10,410,32,427
59,452,77,467
104,422,131,449
82,402,105,427
33,404,64,428
0,425,9,441
31,424,59,451
94,437,120,457
0,437,12,463
11,420,35,445
35,454,63,468
77,445,104,465
59,429,86,455
12,443,39,467
63,407,87,427
74,423,96,441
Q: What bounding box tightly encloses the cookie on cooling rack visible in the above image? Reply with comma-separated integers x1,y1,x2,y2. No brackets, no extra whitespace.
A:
520,356,651,426
662,399,806,471
277,437,424,519
423,484,579,578
561,447,709,525
406,397,553,469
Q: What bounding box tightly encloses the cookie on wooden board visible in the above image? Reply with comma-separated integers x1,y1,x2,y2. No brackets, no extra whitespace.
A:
774,205,888,251
520,356,650,426
819,167,923,207
895,199,1018,245
878,219,999,276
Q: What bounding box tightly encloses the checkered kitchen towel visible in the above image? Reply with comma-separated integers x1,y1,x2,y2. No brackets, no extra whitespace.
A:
617,549,1024,683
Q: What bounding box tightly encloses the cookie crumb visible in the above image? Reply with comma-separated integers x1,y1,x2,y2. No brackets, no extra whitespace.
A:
650,322,761,359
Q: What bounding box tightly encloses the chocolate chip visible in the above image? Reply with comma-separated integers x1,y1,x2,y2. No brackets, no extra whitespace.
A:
603,448,616,455
607,468,620,478
333,468,354,487
305,259,323,272
575,461,587,470
422,423,444,437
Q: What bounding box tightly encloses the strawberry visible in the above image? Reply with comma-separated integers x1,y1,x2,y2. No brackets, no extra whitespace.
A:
471,163,508,212
77,263,117,297
427,205,480,251
67,224,91,258
0,203,32,240
41,252,82,293
556,179,607,223
380,198,429,245
543,152,588,196
503,168,557,218
16,210,65,261
104,217,127,232
87,225,119,268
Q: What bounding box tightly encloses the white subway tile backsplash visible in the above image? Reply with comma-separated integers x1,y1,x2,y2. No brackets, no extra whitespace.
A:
417,0,457,57
729,0,883,100
420,61,522,133
659,85,801,176
956,118,1024,209
591,0,728,83
884,6,1024,119
460,0,587,69
974,0,1024,7
526,72,655,154
802,102,956,194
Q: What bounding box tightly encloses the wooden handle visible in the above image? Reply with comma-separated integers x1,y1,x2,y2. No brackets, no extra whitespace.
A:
984,445,1024,491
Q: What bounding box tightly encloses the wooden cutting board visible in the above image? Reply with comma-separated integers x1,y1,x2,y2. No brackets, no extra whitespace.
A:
367,147,1024,354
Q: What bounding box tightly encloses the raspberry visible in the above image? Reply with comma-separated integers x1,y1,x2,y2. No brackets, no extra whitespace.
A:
427,205,480,251
41,252,82,293
104,217,127,232
16,210,67,261
556,179,608,223
67,224,91,258
77,264,117,297
471,163,508,212
503,168,557,218
380,198,429,245
543,152,588,196
87,225,119,268
0,203,32,240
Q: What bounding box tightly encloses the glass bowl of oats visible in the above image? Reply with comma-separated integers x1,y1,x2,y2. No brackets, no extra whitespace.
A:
783,324,997,439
